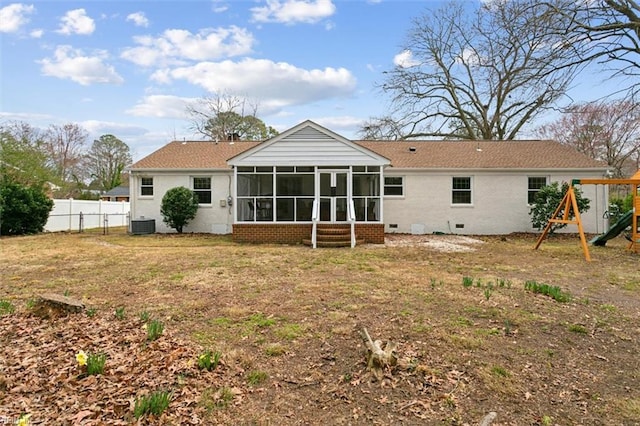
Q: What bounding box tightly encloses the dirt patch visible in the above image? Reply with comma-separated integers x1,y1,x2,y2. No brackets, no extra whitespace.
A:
381,234,484,252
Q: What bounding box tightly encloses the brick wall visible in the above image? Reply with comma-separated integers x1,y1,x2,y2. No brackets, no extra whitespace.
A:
232,223,385,244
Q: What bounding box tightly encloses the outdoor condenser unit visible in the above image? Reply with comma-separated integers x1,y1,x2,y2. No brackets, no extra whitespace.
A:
130,218,155,235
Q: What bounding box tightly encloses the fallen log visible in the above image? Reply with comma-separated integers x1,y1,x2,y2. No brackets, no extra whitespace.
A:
32,293,85,318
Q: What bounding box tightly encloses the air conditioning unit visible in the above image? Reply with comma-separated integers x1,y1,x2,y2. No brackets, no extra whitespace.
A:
131,218,155,235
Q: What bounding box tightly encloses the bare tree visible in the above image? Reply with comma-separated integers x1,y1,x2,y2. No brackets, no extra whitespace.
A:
536,100,640,177
543,0,640,86
187,93,278,141
358,116,406,140
43,123,88,184
376,0,586,140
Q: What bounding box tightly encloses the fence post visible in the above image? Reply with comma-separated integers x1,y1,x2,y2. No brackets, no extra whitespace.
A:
79,211,84,233
103,213,108,235
68,198,74,231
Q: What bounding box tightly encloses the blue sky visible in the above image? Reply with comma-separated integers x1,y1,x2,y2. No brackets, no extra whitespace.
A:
0,0,620,162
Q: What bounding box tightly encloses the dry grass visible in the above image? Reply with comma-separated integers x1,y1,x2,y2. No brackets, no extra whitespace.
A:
1,230,639,424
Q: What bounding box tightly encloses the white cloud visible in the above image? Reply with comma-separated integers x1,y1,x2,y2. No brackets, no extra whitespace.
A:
0,3,35,33
57,9,95,35
152,58,357,109
393,50,420,68
80,120,148,136
457,47,481,66
126,95,197,119
121,26,254,67
39,45,124,86
126,12,149,28
211,0,229,13
251,0,336,24
313,115,365,131
0,111,53,121
30,28,43,38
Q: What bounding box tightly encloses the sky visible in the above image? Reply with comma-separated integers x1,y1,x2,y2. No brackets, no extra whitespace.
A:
0,0,621,162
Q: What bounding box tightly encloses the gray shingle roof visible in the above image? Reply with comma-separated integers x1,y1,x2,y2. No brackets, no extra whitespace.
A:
103,185,129,197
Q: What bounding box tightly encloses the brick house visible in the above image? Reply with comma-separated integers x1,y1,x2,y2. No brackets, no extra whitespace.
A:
128,120,608,245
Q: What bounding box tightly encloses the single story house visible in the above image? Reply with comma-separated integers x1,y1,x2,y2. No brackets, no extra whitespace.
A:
129,120,609,245
100,185,130,202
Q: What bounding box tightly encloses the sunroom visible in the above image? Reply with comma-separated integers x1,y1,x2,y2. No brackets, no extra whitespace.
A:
228,121,390,246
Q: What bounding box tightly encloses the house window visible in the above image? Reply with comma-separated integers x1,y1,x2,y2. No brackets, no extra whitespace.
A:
193,177,212,204
528,177,548,204
237,167,275,221
352,166,381,221
452,177,472,204
384,176,404,196
275,170,314,221
140,177,153,196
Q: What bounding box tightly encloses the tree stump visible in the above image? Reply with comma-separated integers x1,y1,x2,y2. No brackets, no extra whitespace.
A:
360,328,398,381
32,293,85,318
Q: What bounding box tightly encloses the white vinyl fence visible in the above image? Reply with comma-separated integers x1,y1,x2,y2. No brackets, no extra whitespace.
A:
45,199,130,232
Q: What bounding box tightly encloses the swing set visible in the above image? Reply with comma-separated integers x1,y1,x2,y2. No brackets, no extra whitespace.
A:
534,170,640,261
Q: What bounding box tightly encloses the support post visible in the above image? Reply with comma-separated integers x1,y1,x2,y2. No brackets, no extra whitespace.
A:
534,186,591,262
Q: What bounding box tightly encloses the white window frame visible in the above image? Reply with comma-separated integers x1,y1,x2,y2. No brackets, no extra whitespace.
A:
384,176,404,197
451,176,473,205
192,176,212,205
140,177,153,197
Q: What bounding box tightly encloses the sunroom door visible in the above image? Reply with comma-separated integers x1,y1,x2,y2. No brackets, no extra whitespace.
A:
319,171,348,222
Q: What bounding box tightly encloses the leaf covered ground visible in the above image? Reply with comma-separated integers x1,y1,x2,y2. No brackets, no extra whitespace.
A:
0,231,639,425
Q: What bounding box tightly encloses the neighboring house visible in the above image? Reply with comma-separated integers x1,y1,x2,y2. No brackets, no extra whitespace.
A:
100,185,130,202
129,120,609,244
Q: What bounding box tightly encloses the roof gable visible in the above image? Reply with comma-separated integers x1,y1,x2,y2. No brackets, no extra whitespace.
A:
227,120,390,167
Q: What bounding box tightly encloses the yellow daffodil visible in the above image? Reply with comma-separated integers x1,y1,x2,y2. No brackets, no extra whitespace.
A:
75,350,87,367
17,414,31,426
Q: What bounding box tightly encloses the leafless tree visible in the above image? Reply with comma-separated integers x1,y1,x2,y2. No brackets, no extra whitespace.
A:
187,93,278,141
358,116,406,140
43,123,88,184
375,0,587,140
536,100,640,177
543,0,640,87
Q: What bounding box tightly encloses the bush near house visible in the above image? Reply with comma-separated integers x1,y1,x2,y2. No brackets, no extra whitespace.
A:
0,181,53,236
160,186,199,233
529,181,590,233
